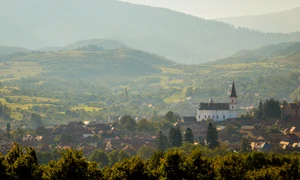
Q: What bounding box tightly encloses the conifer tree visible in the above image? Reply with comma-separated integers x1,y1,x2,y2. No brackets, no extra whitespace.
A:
168,127,182,147
184,128,194,144
157,130,169,151
206,123,219,149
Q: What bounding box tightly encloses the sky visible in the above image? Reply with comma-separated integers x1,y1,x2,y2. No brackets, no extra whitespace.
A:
120,0,300,19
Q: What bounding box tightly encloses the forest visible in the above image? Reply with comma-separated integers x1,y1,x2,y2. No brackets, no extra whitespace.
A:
1,143,300,180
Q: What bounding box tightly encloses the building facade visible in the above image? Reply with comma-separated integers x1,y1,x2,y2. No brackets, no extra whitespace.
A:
196,81,238,121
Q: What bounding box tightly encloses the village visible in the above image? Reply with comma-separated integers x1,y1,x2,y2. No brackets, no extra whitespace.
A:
0,100,299,157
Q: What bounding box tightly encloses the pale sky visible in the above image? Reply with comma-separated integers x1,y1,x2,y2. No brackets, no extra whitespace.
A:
120,0,300,19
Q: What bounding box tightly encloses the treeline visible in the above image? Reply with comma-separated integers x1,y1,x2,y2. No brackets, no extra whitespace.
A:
241,98,282,120
1,143,300,179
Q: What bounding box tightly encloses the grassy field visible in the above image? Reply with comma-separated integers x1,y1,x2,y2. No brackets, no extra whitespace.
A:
72,106,102,112
0,62,43,80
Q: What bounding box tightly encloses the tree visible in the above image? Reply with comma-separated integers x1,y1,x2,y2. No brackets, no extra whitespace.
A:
206,123,219,149
156,131,169,151
30,113,43,129
168,127,182,147
137,118,153,132
89,150,109,168
184,128,194,144
263,99,281,118
240,136,251,153
119,115,137,131
6,123,11,132
255,100,264,120
43,148,102,180
137,145,155,160
165,111,175,122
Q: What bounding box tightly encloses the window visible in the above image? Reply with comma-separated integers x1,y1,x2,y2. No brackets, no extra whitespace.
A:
198,115,200,119
205,115,206,119
208,115,210,119
217,115,219,119
232,106,234,109
223,115,225,119
232,99,234,102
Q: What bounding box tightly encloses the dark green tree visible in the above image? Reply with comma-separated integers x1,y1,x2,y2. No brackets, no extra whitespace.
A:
156,130,169,151
255,100,264,119
30,113,43,129
165,111,175,122
119,115,137,131
184,128,194,144
89,150,109,168
43,148,102,180
168,127,182,147
206,123,219,149
263,99,281,118
6,123,11,132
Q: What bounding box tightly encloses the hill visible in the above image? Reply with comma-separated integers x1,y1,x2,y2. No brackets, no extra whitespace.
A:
218,7,300,33
0,45,29,56
2,0,300,64
213,42,300,65
39,39,127,52
7,47,173,78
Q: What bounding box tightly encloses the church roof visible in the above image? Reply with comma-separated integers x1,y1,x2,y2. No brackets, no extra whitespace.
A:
230,81,237,97
198,102,229,110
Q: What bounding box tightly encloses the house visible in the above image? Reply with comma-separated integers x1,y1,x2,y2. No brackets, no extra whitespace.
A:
251,142,272,152
281,102,300,121
284,126,300,138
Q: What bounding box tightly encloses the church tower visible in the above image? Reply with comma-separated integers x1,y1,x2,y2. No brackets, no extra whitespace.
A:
229,81,238,111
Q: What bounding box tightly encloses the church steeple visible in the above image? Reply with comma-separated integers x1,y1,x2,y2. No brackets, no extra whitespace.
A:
230,81,237,98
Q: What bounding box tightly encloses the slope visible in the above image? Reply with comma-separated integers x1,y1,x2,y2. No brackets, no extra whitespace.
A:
2,0,300,64
213,42,300,65
8,47,174,78
218,7,300,33
39,39,128,52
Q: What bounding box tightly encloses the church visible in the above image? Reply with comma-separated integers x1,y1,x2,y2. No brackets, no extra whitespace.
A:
196,81,238,121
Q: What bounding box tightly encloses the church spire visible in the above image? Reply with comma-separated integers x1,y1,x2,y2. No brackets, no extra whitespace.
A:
230,80,237,97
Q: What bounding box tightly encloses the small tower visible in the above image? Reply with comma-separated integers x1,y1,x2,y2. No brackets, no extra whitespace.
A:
229,81,238,110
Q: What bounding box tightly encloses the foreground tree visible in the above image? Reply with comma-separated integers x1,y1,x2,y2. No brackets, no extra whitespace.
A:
206,123,219,149
43,148,102,180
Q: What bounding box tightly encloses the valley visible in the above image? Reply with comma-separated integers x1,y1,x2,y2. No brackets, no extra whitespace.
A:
0,40,299,126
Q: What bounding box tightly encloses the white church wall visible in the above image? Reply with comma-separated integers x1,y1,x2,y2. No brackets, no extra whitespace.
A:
196,109,238,121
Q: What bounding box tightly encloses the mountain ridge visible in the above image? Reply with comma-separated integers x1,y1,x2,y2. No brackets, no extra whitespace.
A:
2,0,300,64
217,6,300,33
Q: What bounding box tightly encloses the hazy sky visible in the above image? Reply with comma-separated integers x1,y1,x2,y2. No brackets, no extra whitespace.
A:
121,0,300,19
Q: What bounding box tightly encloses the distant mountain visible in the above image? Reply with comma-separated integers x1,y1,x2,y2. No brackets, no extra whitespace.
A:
0,15,49,49
214,42,300,64
39,39,127,52
0,45,29,56
218,7,300,33
9,48,173,78
2,0,300,64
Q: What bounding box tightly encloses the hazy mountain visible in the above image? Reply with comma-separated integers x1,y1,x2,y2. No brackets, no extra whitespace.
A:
39,39,127,52
214,42,300,64
0,45,29,56
218,7,300,33
2,0,300,64
0,15,48,48
7,47,173,78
